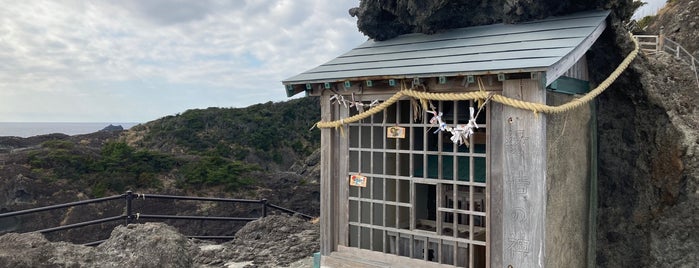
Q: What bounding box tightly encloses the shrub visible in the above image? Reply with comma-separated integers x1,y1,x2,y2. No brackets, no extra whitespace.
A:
180,156,259,190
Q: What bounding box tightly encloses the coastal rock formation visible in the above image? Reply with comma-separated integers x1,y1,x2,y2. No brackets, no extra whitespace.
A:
0,223,193,267
100,124,124,132
0,215,319,268
195,215,320,267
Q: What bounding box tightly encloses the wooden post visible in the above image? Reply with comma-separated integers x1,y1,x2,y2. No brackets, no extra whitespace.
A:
658,26,664,53
318,90,350,257
491,79,547,267
320,91,339,255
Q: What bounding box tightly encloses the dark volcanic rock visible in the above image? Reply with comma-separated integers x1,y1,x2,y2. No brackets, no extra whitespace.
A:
350,0,637,40
100,124,124,132
595,42,699,267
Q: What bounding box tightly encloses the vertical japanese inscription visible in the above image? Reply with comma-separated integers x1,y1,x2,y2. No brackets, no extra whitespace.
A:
499,79,546,267
505,124,532,257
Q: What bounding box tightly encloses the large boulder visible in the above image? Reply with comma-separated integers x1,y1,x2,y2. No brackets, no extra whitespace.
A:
349,0,637,40
194,214,320,267
95,223,195,268
0,232,94,267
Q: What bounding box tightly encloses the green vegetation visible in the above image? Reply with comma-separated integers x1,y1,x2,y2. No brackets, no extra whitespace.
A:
28,140,258,196
23,97,320,197
637,15,656,30
28,140,95,180
136,97,320,165
179,156,259,190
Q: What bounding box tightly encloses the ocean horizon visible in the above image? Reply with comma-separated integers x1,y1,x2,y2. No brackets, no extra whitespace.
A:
0,122,140,138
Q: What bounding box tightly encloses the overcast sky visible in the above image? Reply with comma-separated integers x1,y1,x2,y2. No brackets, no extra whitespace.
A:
1,1,667,123
633,0,667,19
0,0,366,122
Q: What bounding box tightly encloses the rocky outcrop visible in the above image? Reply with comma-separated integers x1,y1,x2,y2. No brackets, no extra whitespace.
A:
596,50,699,267
0,215,319,268
195,215,319,267
646,0,699,58
349,0,638,40
100,124,124,132
0,223,193,268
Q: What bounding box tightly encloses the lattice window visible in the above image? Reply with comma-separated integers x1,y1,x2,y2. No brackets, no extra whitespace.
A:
348,98,488,267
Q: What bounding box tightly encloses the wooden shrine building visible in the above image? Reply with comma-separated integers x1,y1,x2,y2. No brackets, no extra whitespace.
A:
283,10,612,268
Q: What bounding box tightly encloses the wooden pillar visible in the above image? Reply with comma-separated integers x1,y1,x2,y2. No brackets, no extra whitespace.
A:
319,90,349,256
320,92,337,255
491,79,547,267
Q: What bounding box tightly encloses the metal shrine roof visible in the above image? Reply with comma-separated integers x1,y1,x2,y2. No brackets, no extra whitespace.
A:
282,10,610,94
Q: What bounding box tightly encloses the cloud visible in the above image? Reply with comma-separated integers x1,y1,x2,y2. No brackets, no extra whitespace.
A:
0,0,365,122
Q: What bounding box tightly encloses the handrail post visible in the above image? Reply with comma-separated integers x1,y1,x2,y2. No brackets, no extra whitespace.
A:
658,26,664,53
261,199,268,218
125,190,134,225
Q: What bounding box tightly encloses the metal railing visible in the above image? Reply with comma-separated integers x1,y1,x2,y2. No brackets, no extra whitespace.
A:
633,34,699,88
0,191,312,246
632,35,661,53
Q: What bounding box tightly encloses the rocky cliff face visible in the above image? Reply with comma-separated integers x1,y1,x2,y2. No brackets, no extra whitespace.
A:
646,0,699,58
596,50,699,267
593,1,699,267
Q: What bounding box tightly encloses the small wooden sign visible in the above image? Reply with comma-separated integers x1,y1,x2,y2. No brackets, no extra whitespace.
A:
387,126,406,139
349,174,368,187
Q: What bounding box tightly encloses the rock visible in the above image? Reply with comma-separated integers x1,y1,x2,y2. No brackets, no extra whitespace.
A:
100,124,124,132
0,216,319,267
349,0,636,40
95,223,194,268
595,44,699,267
194,214,319,267
0,232,94,267
646,0,699,57
290,148,321,183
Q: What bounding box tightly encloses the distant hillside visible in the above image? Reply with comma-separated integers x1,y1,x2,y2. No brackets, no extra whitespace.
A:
1,97,321,197
0,97,323,243
124,97,320,171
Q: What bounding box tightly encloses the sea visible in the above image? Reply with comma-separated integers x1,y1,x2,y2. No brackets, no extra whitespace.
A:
0,122,141,138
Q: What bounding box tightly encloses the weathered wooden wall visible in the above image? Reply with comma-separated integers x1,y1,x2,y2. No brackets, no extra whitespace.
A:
544,92,593,268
